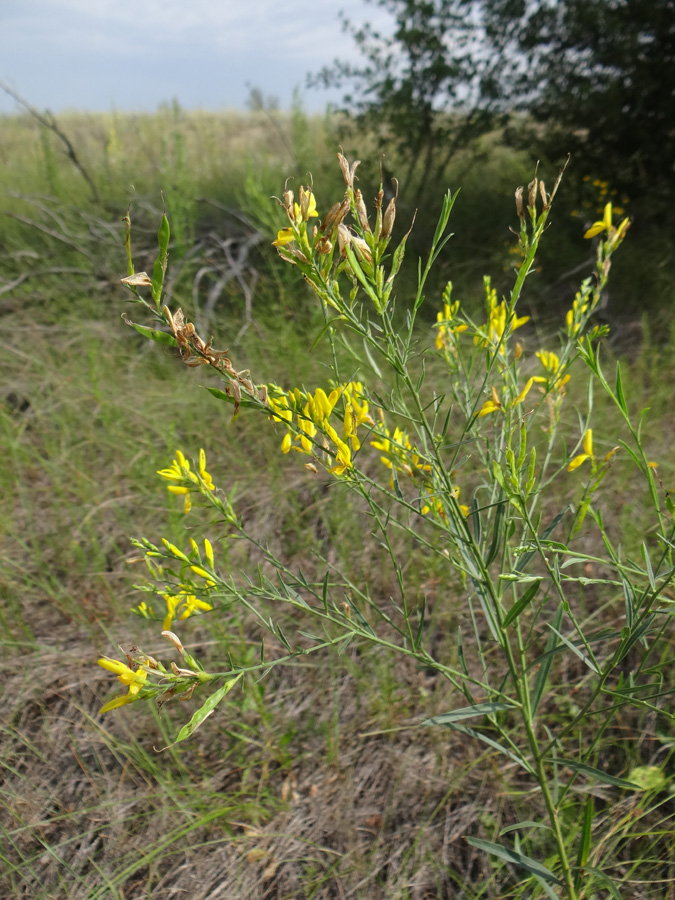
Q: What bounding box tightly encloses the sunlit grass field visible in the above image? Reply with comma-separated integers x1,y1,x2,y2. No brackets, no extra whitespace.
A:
1,106,674,899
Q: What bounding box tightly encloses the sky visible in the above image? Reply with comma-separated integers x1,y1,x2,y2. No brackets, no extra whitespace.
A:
0,0,391,115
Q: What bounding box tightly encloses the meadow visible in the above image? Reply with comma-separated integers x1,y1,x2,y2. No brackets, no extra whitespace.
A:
1,103,674,899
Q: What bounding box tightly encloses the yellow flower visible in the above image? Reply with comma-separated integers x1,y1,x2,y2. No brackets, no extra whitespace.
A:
478,385,503,417
435,289,468,350
198,449,214,490
161,589,214,630
329,438,352,476
273,227,295,247
98,657,149,713
584,202,630,244
568,429,594,471
474,279,529,352
371,426,431,477
157,448,213,511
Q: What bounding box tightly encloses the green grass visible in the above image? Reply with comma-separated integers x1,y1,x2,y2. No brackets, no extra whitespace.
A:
1,107,674,898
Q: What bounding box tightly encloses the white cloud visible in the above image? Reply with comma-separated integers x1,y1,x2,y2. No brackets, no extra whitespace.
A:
0,0,393,112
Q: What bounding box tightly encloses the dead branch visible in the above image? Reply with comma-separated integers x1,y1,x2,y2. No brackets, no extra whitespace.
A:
0,80,101,206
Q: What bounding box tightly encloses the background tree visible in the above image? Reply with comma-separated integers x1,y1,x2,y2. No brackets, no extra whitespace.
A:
314,0,675,319
312,0,508,206
489,0,675,221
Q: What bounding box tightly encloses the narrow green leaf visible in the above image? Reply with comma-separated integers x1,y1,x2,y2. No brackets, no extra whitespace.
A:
310,317,343,352
585,866,622,900
362,338,382,378
614,615,655,662
531,603,563,713
457,626,469,676
615,362,627,414
172,674,242,745
128,321,177,346
413,595,426,651
276,624,292,651
345,244,380,309
484,501,505,567
422,701,516,726
465,837,562,885
470,493,482,544
503,579,542,627
391,465,404,501
515,506,569,573
433,721,534,774
500,821,552,835
552,757,641,789
642,542,656,591
547,624,600,674
574,796,594,891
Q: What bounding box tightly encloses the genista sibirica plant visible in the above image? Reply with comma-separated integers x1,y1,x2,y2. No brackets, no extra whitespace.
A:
102,153,675,898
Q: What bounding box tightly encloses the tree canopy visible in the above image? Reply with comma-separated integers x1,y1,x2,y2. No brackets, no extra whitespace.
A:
315,0,675,217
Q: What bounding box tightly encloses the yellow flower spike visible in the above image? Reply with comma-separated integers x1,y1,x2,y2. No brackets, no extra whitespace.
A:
190,565,212,580
204,538,214,569
281,432,292,454
184,494,192,515
175,450,189,470
167,485,189,495
189,538,199,556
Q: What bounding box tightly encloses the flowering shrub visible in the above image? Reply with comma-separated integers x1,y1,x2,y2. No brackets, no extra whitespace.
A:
101,154,675,898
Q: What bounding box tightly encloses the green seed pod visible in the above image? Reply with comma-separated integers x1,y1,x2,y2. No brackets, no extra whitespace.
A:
517,421,527,469
525,446,537,494
152,214,171,305
158,214,170,257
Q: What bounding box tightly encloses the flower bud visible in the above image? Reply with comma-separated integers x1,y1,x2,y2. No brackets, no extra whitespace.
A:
351,235,372,265
320,199,350,234
162,630,184,653
283,189,294,218
381,196,396,239
354,190,371,232
337,152,360,189
298,186,311,221
528,177,538,209
337,223,351,256
515,186,525,219
539,180,549,210
315,237,333,255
